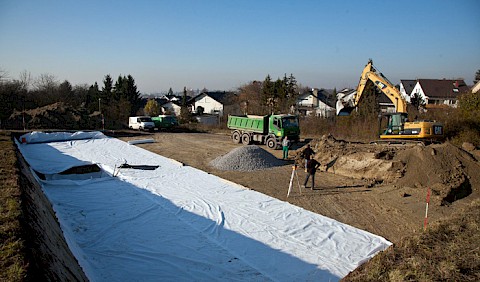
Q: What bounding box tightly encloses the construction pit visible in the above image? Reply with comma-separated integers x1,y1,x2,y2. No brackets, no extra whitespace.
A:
132,132,480,244
15,131,480,281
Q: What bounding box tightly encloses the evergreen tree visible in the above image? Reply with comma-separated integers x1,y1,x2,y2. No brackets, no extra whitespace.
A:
262,75,274,114
125,75,141,115
168,87,173,96
410,92,426,110
474,69,480,84
356,81,380,119
58,80,73,104
102,74,113,103
113,75,141,115
86,82,101,113
274,78,286,113
330,87,337,105
286,74,297,98
113,75,126,100
286,73,298,112
179,86,191,123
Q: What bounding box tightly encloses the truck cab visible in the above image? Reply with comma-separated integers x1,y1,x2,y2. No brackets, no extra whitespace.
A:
129,116,155,131
269,115,300,142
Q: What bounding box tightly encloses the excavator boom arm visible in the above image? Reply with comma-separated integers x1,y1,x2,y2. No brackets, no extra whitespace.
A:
354,60,407,113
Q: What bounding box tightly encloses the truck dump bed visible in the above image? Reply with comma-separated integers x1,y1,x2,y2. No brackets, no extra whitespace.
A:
227,115,268,134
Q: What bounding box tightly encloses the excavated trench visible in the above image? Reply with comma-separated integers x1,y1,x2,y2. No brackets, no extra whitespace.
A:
15,137,88,281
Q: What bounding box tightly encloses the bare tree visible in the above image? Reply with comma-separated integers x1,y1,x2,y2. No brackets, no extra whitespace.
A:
18,70,32,90
0,69,8,83
238,81,263,114
33,73,58,92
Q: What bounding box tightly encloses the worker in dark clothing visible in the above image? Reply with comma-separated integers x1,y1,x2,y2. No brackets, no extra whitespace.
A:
301,144,315,172
303,158,320,189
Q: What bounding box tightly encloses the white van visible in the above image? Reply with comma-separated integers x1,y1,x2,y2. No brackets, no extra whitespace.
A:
129,116,155,131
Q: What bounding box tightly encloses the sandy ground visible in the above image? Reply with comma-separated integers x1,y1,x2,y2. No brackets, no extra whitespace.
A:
120,132,479,244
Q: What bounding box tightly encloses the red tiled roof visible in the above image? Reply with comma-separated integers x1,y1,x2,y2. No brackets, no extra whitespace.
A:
418,79,468,98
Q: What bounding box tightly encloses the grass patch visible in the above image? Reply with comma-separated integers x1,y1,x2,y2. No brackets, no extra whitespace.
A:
342,199,480,281
0,131,27,282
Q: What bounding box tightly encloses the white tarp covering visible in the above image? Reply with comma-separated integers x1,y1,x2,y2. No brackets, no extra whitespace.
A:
17,131,391,281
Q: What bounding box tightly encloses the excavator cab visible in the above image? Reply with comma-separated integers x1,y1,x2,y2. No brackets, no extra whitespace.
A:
380,113,407,135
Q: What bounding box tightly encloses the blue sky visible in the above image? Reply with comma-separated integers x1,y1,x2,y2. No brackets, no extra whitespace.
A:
1,0,479,94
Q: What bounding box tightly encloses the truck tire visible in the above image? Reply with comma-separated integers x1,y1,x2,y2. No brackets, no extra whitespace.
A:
266,138,277,149
241,133,251,145
232,131,241,144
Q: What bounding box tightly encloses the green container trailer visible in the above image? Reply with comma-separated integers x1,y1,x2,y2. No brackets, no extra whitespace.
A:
152,115,178,130
227,114,300,149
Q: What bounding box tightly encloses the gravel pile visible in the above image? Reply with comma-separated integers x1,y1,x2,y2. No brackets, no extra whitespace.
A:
210,145,284,171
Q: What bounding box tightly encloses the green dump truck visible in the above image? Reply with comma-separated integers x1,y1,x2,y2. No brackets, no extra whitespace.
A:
227,114,300,149
151,115,178,130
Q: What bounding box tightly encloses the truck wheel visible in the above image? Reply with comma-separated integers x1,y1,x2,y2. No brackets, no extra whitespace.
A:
232,131,241,144
266,138,277,149
241,134,251,145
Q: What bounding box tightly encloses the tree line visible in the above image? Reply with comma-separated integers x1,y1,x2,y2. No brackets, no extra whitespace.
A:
0,72,141,129
238,73,302,115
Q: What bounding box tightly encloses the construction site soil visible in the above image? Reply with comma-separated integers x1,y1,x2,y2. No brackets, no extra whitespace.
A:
122,132,480,244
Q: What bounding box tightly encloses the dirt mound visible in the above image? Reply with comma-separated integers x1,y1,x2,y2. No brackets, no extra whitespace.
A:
7,102,97,129
295,135,404,182
395,142,479,205
298,135,480,205
210,145,284,171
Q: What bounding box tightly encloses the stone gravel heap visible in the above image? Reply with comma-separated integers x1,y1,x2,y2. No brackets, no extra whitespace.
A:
210,145,284,171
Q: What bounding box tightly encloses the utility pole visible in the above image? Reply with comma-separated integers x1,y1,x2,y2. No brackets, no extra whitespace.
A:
22,96,26,132
98,98,104,130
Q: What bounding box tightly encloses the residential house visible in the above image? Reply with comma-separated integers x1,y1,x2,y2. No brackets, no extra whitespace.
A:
335,88,356,115
471,80,480,94
410,79,468,108
336,88,396,114
190,91,239,116
297,88,335,117
378,88,396,113
399,80,416,102
160,100,182,116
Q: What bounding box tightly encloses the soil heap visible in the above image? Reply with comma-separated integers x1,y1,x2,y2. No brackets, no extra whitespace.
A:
7,102,98,130
210,145,284,171
296,134,480,206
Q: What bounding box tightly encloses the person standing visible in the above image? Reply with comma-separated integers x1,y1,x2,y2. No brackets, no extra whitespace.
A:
282,136,290,159
301,144,315,172
303,158,320,189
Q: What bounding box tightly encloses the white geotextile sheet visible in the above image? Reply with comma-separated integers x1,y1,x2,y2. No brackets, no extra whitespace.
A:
17,132,392,281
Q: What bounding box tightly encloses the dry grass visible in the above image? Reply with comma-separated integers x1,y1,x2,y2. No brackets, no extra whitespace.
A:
0,131,27,281
300,115,380,142
343,199,480,281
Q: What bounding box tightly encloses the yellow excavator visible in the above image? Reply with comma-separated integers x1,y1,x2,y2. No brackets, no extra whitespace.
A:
336,59,444,141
